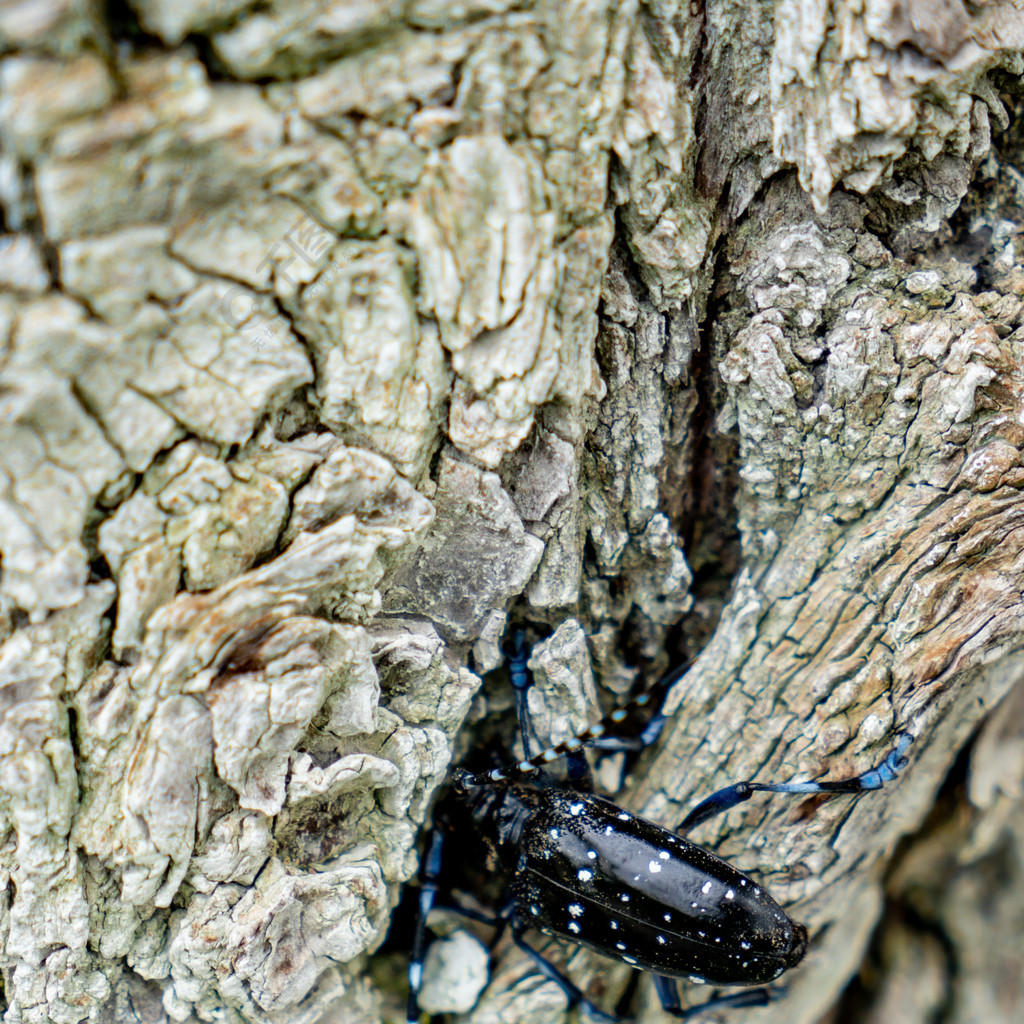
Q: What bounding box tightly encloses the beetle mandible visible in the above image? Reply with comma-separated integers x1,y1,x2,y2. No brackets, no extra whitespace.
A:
407,635,912,1022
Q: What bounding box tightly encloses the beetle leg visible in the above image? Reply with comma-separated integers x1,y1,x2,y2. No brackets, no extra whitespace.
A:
653,975,786,1019
407,829,445,1023
508,629,538,761
511,921,623,1023
483,895,515,950
676,732,913,833
435,900,504,927
407,835,511,1022
564,749,596,790
475,653,692,788
507,629,597,791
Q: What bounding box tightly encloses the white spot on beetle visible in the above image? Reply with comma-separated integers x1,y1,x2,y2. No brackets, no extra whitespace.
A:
649,861,662,874
620,894,630,902
715,937,721,943
518,760,535,772
570,803,584,816
754,888,761,897
701,881,712,895
531,905,539,916
410,963,423,988
742,962,749,969
659,851,669,860
691,902,699,909
740,880,747,886
610,921,619,930
623,955,637,965
690,976,706,985
550,828,560,839
663,913,672,922
578,869,593,882
698,931,705,938
568,921,581,934
569,904,584,917
604,826,614,835
587,850,597,859
617,812,631,821
741,941,751,950
633,874,641,882
616,942,626,951
725,889,735,900
657,935,666,945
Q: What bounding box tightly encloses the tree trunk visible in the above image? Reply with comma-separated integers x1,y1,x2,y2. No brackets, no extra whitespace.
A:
1,1,1023,1023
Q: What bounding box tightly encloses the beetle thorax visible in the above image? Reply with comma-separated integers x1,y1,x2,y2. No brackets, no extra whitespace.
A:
456,780,546,868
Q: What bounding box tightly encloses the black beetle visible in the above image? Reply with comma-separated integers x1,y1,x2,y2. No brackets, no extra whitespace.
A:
407,641,912,1021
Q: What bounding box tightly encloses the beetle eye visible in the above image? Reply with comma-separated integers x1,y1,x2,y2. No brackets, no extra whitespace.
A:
450,768,473,795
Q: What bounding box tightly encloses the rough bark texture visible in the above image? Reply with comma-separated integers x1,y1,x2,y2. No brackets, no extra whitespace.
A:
1,1,1024,1024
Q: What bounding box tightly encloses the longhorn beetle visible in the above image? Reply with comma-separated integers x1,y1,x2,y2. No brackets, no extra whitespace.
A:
407,634,913,1021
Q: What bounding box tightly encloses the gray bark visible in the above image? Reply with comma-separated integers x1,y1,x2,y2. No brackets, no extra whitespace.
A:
1,1,1023,1024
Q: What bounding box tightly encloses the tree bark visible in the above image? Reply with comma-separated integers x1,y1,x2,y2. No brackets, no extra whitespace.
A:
1,1,1023,1024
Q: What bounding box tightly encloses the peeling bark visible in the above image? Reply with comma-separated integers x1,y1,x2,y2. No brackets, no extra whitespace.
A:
1,1,1023,1023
